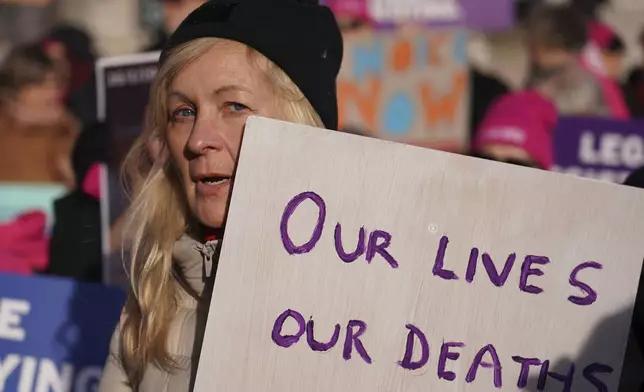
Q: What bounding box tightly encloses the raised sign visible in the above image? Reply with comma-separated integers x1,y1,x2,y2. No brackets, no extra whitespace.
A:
0,274,124,392
95,51,160,289
553,117,644,184
195,116,644,392
337,28,469,151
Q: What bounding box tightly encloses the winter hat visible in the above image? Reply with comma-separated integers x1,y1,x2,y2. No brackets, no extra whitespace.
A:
589,20,625,54
160,0,344,130
474,91,558,170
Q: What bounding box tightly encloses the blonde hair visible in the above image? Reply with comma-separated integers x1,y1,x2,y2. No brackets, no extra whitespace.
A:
119,37,323,386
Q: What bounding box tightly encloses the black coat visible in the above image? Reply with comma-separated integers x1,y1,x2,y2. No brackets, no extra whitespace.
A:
45,190,103,283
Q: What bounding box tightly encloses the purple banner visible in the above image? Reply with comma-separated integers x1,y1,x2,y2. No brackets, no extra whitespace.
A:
460,0,513,30
553,116,644,183
323,0,514,30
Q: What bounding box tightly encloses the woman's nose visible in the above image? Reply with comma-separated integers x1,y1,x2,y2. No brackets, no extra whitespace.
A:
185,118,225,156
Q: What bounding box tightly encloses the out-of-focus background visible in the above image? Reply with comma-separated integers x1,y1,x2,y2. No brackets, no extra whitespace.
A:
2,0,644,390
2,0,643,87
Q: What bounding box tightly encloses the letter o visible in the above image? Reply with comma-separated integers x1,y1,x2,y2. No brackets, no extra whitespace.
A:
382,92,414,135
271,309,306,348
280,191,326,255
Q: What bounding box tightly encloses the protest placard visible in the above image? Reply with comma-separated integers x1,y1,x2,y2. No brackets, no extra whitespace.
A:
553,117,644,184
95,51,159,288
0,274,124,392
325,0,513,29
338,28,469,151
195,116,644,392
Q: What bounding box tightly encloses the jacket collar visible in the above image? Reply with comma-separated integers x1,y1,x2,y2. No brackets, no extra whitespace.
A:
172,234,219,298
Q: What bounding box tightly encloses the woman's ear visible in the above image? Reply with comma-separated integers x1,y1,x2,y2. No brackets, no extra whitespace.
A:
146,135,168,166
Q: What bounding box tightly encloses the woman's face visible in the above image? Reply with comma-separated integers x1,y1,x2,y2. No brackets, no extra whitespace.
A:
10,71,64,127
166,40,281,228
602,53,623,80
530,44,575,71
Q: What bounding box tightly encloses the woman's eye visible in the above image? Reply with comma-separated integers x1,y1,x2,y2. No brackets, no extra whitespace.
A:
227,102,250,112
171,108,195,122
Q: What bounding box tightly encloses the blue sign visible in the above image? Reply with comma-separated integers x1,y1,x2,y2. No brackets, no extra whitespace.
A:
0,274,125,392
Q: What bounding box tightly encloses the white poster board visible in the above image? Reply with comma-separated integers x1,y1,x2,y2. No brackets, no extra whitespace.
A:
195,116,644,392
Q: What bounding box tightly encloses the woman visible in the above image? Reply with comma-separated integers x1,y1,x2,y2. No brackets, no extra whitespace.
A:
523,3,618,117
42,24,98,125
98,0,343,390
0,44,78,188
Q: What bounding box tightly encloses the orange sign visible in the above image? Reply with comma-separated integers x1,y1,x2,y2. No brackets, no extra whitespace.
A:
337,28,470,150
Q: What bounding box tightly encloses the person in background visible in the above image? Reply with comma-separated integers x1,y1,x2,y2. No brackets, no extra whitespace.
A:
45,122,108,283
0,210,49,275
472,90,558,170
98,0,343,390
42,24,98,125
0,44,79,188
469,68,510,142
146,0,207,51
583,19,631,119
624,28,644,118
588,21,626,82
523,3,627,118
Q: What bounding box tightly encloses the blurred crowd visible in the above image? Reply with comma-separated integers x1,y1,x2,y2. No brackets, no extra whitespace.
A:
0,1,643,284
0,0,643,390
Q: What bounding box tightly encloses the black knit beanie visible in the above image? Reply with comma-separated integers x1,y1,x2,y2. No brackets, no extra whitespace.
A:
160,0,343,130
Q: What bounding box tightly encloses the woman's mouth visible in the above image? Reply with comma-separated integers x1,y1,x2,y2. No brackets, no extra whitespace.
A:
200,176,230,186
195,175,232,196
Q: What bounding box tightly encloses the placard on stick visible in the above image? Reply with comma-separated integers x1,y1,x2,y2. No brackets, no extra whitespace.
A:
194,117,644,391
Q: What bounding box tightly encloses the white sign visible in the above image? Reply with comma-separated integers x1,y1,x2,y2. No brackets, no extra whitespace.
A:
195,116,644,391
369,0,462,22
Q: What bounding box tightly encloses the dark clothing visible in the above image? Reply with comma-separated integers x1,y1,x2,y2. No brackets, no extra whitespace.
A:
44,121,108,283
67,70,98,125
45,190,103,283
623,167,644,356
623,68,644,118
469,68,511,142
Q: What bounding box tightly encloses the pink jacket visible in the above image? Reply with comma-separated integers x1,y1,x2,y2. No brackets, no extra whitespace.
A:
0,211,49,275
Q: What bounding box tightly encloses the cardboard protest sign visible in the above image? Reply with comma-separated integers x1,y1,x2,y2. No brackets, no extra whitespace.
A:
337,28,469,151
553,117,644,184
95,51,159,288
0,273,125,391
195,116,644,392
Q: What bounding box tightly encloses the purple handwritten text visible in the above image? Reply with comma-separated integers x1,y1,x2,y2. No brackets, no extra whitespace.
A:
568,261,603,306
399,324,430,370
520,256,550,294
433,236,458,280
280,192,326,255
438,342,465,381
271,309,306,348
465,344,503,388
343,320,372,364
